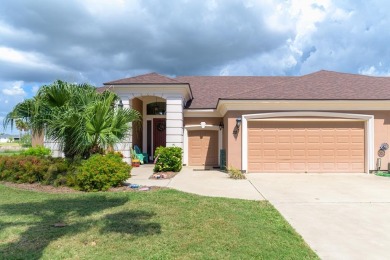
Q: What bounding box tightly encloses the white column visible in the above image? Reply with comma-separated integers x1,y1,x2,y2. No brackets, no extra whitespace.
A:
166,97,183,148
115,97,132,164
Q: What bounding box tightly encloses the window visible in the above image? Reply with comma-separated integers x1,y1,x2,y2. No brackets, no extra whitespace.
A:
147,102,166,115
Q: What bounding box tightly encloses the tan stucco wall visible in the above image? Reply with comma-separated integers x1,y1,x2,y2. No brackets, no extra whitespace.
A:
225,111,244,170
223,110,390,171
371,111,390,170
184,117,222,126
132,98,143,148
184,117,224,148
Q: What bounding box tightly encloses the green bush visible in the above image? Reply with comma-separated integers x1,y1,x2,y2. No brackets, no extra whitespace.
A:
0,155,69,184
154,146,182,173
23,145,51,156
72,153,131,191
227,165,246,179
20,134,32,147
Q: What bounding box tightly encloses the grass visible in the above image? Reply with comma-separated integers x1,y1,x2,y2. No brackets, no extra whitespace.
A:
0,143,21,147
0,143,23,155
0,151,23,156
0,185,318,260
375,171,390,177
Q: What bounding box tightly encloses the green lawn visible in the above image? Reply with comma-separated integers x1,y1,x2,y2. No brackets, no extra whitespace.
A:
0,143,23,156
0,143,21,147
0,185,318,260
0,151,23,156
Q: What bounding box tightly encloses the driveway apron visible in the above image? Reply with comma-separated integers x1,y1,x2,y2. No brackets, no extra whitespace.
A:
247,173,390,260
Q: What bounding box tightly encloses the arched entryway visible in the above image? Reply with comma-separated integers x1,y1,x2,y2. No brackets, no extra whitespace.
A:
132,96,167,161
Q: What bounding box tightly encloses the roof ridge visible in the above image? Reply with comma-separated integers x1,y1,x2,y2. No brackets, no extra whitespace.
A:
304,69,390,78
104,72,184,85
222,77,297,99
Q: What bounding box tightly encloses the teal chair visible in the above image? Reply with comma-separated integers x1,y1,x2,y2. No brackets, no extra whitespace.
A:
134,145,149,164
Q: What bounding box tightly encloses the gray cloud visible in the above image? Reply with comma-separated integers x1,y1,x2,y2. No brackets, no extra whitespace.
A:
1,0,390,133
0,0,292,85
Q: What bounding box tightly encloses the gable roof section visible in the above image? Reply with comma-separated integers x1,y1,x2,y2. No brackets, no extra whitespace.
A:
98,70,390,109
177,75,293,109
223,70,390,101
179,70,390,108
104,72,184,85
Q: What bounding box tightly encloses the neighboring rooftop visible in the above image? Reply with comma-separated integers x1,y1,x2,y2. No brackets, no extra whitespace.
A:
100,70,390,109
0,134,19,138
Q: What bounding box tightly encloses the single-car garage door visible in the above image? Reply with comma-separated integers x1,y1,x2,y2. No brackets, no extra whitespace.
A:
188,130,219,166
248,120,365,173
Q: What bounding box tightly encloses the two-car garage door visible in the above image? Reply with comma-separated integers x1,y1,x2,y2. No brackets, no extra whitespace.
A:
248,121,365,173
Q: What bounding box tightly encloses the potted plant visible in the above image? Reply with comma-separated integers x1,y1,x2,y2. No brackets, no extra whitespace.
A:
130,148,140,167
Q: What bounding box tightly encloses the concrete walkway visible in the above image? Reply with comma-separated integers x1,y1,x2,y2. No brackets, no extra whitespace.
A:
129,165,264,200
128,166,390,260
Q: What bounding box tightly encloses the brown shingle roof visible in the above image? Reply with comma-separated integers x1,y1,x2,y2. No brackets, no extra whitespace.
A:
177,75,293,108
98,70,390,109
179,70,390,108
104,72,184,85
223,70,390,101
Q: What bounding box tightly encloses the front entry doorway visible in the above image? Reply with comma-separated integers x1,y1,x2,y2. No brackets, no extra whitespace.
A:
153,118,166,155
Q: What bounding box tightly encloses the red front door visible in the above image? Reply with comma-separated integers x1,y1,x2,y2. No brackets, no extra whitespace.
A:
153,118,166,155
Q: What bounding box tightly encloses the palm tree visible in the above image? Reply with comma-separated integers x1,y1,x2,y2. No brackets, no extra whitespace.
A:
4,80,141,159
15,119,29,139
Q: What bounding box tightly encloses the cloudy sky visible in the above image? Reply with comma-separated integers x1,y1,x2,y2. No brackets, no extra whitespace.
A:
1,0,390,133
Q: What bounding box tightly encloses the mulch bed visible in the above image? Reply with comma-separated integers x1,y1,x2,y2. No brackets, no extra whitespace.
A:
1,181,165,194
1,182,80,193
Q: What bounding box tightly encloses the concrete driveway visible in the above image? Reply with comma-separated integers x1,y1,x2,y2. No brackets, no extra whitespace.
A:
247,173,390,260
129,166,390,259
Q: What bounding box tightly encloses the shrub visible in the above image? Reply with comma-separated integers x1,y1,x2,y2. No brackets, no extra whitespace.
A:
106,151,124,158
73,153,131,191
20,134,32,147
227,165,246,179
0,155,69,184
23,146,51,156
154,146,182,173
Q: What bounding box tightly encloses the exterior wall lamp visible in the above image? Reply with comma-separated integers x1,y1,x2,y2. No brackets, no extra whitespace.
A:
236,117,242,128
118,99,124,109
219,121,224,130
233,117,242,135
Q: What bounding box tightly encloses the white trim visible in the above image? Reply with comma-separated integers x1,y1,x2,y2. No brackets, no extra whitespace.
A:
241,112,374,174
184,109,222,117
184,124,222,166
110,84,192,106
217,100,390,116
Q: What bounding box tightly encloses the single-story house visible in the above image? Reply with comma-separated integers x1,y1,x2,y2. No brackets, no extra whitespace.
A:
48,70,390,173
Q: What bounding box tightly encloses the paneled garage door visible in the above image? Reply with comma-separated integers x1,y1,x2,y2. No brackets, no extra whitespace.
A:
248,121,365,173
188,130,219,166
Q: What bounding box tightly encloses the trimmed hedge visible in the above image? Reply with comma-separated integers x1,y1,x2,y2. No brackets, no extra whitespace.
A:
0,152,132,191
71,153,132,191
154,146,182,173
0,155,69,185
